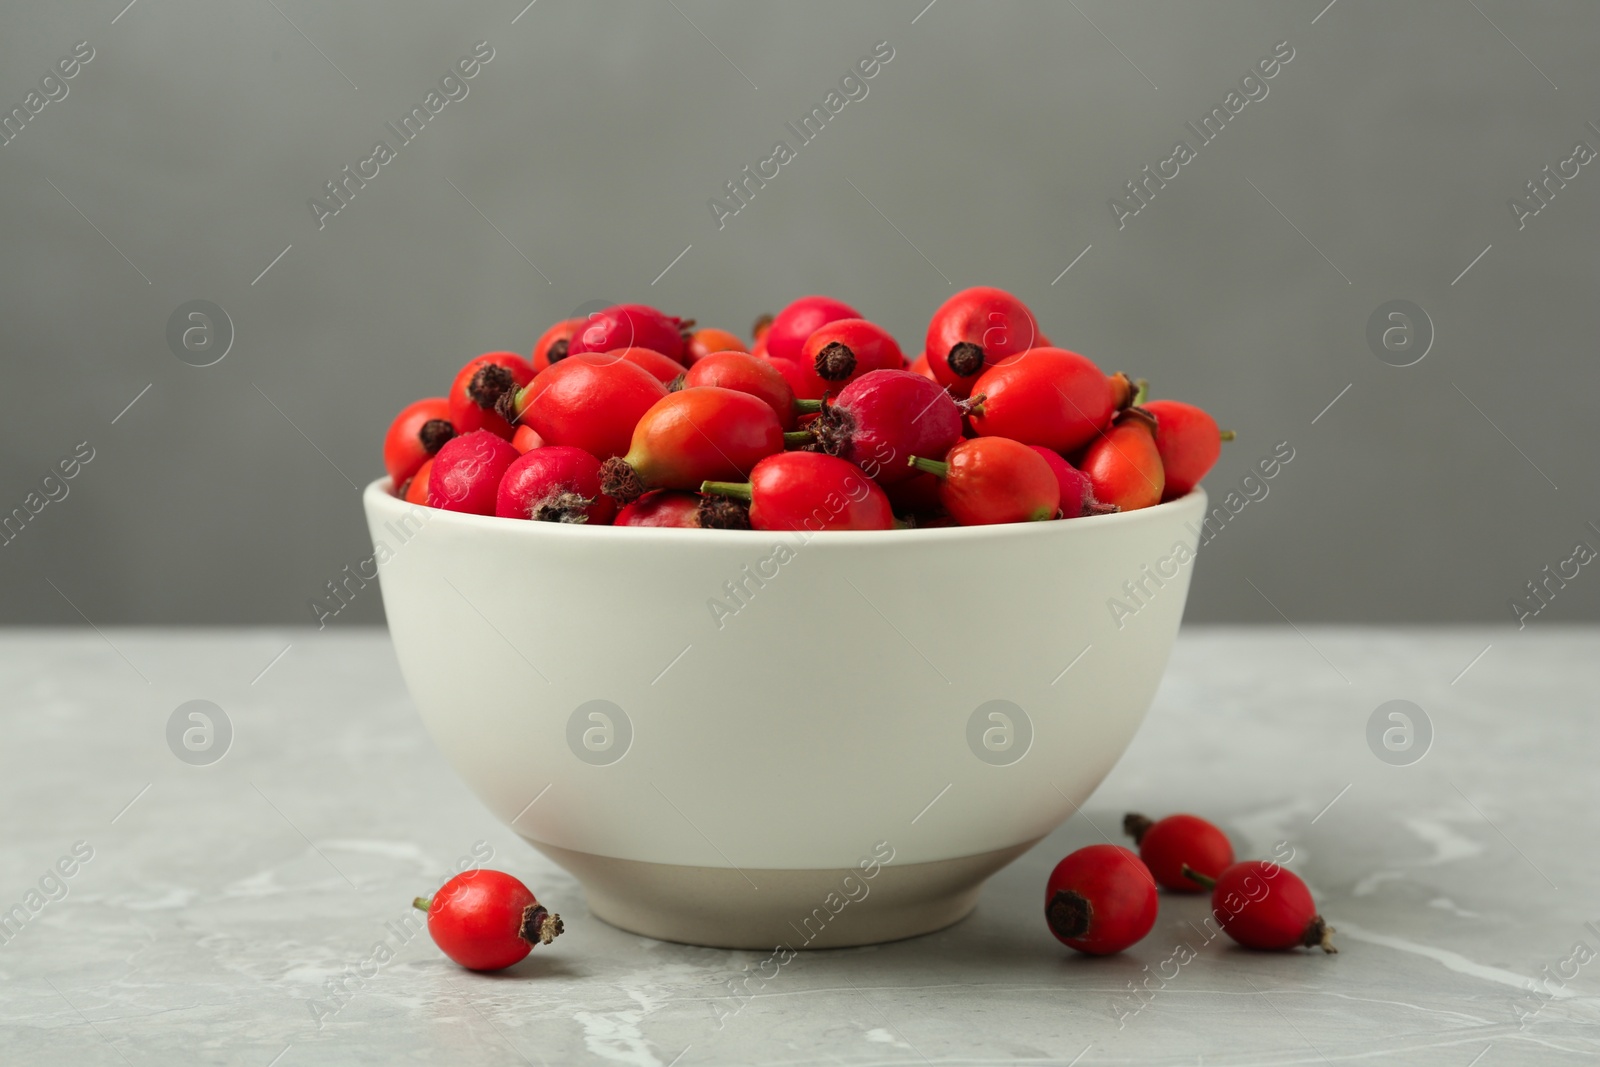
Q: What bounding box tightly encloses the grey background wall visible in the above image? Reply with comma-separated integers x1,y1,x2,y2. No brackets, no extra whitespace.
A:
1,0,1596,627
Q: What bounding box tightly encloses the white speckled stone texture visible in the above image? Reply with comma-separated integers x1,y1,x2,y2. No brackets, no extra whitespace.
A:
2,628,1596,1065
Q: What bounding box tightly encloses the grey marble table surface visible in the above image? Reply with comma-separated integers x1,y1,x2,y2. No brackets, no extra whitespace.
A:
2,627,1596,1066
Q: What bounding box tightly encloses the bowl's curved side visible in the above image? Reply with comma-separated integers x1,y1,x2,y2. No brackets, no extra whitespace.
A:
364,481,1206,872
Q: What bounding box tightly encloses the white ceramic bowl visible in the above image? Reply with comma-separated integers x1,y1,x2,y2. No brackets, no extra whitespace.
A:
364,478,1206,949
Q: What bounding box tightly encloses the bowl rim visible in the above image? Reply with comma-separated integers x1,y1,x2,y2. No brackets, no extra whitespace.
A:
364,476,1208,547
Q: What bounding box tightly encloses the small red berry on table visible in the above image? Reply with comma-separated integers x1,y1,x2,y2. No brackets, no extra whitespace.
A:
414,869,563,972
1123,811,1234,892
1044,844,1158,955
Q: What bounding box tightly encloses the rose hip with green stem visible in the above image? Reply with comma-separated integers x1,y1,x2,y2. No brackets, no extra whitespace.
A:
414,869,562,972
600,387,783,503
702,452,893,532
908,437,1060,525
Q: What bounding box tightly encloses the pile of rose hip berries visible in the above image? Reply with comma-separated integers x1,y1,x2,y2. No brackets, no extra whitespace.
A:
1046,812,1336,956
382,288,1231,531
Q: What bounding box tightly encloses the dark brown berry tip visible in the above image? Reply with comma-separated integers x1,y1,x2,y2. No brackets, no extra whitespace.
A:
1046,889,1091,940
599,457,645,503
419,418,456,454
533,491,596,524
467,363,516,410
697,496,751,530
751,312,774,337
946,342,984,378
1303,916,1337,954
520,904,564,946
1123,812,1154,845
547,337,570,364
815,342,857,382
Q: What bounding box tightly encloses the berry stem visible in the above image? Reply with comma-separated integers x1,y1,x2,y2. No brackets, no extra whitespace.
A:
700,480,753,502
1132,378,1149,407
412,896,431,912
907,456,949,478
1179,864,1215,890
782,430,814,448
1219,429,1237,442
793,398,824,414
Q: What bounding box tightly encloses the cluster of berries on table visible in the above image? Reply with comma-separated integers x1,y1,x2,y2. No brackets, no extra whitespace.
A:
382,289,1231,530
1043,812,1336,956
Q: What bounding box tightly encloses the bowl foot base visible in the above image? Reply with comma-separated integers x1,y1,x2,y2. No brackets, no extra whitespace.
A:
523,838,1041,949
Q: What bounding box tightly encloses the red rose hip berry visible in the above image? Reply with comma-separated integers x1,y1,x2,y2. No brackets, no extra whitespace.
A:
908,437,1060,525
796,318,904,397
1029,446,1114,519
495,445,615,525
448,352,535,440
601,387,783,502
683,350,798,429
383,397,456,485
414,869,563,972
797,369,963,485
518,356,668,459
427,430,521,515
924,286,1042,397
1078,408,1165,511
703,452,893,531
1123,812,1234,892
764,294,861,364
1186,860,1337,953
968,348,1133,453
567,303,690,364
1044,844,1158,955
1141,399,1233,500
532,318,582,372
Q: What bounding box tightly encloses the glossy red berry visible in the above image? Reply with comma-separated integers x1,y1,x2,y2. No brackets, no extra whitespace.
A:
1044,844,1158,955
401,458,433,505
614,490,752,529
683,350,798,429
924,286,1042,397
567,303,689,364
607,346,687,386
495,445,615,525
1187,860,1336,953
532,318,582,372
908,437,1060,525
414,869,562,972
1123,812,1234,892
427,430,521,515
1029,446,1113,519
520,356,668,459
764,295,861,364
600,387,783,502
796,318,904,397
1078,408,1165,511
703,452,893,532
686,327,746,366
448,352,536,440
968,348,1132,453
800,369,962,485
384,397,456,485
1141,399,1233,501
